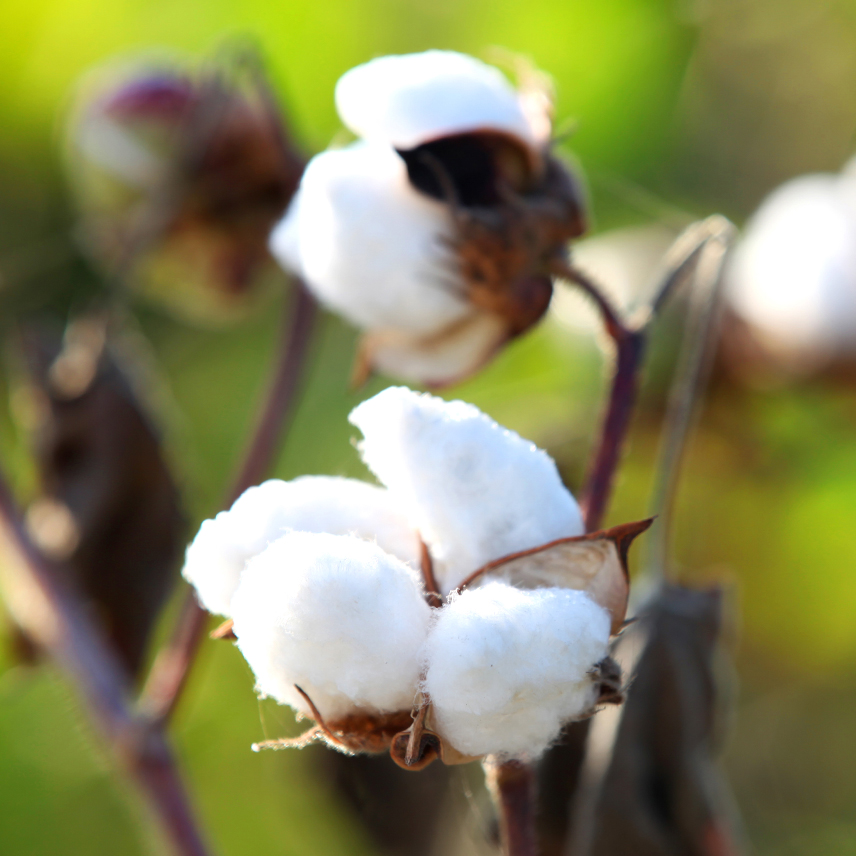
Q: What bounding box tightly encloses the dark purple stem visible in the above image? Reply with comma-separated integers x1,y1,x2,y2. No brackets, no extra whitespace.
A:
139,281,318,723
227,281,318,503
0,477,210,856
580,327,645,532
554,260,645,532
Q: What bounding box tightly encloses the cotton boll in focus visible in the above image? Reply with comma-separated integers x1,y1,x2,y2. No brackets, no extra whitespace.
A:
349,386,584,592
335,51,536,152
271,142,470,336
182,476,421,616
421,582,610,758
231,532,431,719
728,173,856,362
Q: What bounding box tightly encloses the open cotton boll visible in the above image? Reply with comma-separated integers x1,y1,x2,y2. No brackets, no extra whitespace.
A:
182,475,421,617
349,387,584,592
729,173,856,357
335,51,536,152
231,532,431,719
271,141,470,335
421,582,610,758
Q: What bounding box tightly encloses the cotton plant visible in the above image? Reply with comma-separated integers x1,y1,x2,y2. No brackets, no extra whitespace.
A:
270,50,586,387
183,387,649,764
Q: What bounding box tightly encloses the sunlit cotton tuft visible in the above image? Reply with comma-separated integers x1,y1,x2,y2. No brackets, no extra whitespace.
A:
421,582,611,758
231,532,432,720
334,50,540,151
181,476,420,616
271,50,584,386
728,171,856,362
349,386,584,592
271,142,466,335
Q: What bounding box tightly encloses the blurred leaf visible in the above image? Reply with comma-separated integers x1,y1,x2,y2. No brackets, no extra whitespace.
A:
22,314,185,677
586,584,742,856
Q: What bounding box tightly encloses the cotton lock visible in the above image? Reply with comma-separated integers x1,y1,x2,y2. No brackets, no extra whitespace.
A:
421,582,611,758
181,475,420,617
231,532,432,720
350,386,584,593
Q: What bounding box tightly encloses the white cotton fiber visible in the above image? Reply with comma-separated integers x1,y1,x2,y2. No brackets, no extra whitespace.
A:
349,387,584,593
271,141,470,336
335,51,536,151
231,532,431,719
421,582,610,758
182,476,421,617
728,173,856,356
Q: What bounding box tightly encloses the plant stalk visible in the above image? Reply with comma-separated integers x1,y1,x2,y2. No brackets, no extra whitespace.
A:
139,280,317,724
0,476,210,856
485,757,539,856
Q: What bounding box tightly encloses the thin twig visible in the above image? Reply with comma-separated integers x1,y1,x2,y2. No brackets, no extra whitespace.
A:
139,281,318,723
648,216,734,317
555,216,735,533
484,757,538,856
646,222,735,581
228,281,318,501
579,324,645,532
0,474,210,856
554,259,644,532
534,217,734,856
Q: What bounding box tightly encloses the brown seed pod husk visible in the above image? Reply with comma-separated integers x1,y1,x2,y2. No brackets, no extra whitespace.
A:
457,518,653,635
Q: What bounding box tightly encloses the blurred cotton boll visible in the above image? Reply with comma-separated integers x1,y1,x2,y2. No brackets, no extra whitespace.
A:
271,50,586,387
349,386,584,593
231,532,431,720
182,476,421,617
727,170,856,376
334,50,542,152
273,143,465,334
421,582,610,758
66,50,304,324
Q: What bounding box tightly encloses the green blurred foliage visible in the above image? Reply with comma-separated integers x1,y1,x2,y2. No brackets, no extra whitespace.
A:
1,0,856,853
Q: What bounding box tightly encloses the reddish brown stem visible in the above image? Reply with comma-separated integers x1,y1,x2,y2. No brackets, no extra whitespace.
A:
557,260,645,532
485,757,539,856
139,280,317,723
228,281,318,502
0,476,210,856
580,327,645,532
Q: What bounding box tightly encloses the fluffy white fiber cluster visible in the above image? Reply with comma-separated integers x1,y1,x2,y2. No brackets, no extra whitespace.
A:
184,386,610,758
729,168,856,361
182,475,421,617
231,532,431,719
270,50,553,385
422,583,610,757
350,386,584,593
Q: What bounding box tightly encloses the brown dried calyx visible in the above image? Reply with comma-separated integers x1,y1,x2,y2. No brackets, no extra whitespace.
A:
399,130,586,336
70,54,305,322
251,519,649,770
353,132,587,389
455,518,654,635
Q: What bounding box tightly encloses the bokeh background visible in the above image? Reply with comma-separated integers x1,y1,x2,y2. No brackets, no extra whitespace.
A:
2,0,856,853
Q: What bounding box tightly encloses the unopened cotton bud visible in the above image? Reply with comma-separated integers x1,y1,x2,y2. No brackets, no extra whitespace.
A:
349,386,584,593
231,532,431,719
66,53,303,324
182,476,421,616
421,582,610,758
